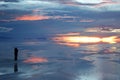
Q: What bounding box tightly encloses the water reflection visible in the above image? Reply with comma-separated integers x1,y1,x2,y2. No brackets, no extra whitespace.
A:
76,53,120,80
76,44,101,54
14,63,18,73
50,33,120,80
23,57,48,63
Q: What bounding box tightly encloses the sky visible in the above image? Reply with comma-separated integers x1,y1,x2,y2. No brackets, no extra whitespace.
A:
0,0,120,44
0,0,120,59
0,0,120,31
0,0,120,54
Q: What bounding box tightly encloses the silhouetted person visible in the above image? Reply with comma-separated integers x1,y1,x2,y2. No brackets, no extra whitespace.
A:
14,48,18,61
14,63,18,73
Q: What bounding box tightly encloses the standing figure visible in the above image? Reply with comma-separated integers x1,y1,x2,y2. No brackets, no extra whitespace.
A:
14,48,18,61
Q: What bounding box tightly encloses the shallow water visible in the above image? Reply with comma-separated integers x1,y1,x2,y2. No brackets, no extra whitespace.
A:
0,33,120,80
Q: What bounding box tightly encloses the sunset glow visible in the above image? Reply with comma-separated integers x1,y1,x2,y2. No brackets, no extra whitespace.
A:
15,15,49,21
102,36,118,43
53,34,120,47
54,36,101,43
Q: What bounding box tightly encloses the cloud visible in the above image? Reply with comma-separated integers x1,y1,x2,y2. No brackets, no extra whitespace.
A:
0,0,63,10
0,27,13,32
0,0,19,2
0,14,78,21
0,0,120,12
0,0,120,23
75,0,102,4
85,27,120,33
22,41,47,46
53,32,120,48
52,15,76,19
50,0,120,11
64,0,119,6
80,19,95,22
15,15,50,21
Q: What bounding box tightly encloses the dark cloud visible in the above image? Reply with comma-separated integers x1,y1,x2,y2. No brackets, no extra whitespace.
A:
0,4,8,8
0,0,19,2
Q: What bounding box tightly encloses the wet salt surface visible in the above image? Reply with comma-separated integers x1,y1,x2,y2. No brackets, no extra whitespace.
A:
0,34,120,80
0,52,120,80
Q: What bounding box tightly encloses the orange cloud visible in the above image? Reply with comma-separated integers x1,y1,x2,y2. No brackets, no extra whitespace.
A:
24,57,48,63
53,33,120,47
15,15,50,21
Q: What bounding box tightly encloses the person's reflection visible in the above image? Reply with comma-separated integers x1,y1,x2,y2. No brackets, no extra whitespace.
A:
14,62,18,73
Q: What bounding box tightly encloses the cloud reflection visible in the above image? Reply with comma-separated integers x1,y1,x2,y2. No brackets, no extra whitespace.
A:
0,27,13,32
24,57,48,63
